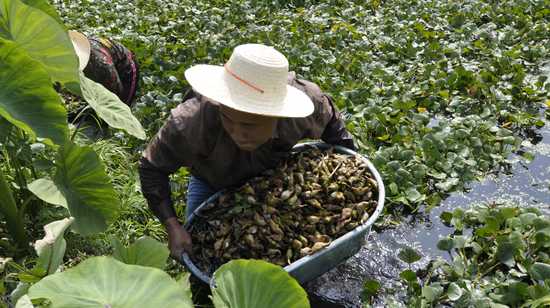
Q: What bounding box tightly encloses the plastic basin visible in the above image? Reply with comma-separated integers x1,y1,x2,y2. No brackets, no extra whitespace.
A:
181,141,386,285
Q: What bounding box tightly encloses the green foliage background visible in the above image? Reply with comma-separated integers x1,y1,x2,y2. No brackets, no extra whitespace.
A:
53,0,549,215
2,0,543,305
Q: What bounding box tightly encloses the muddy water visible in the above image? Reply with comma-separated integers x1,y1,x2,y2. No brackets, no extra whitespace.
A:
307,121,550,308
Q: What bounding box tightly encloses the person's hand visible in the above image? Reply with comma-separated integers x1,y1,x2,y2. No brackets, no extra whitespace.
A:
164,217,192,260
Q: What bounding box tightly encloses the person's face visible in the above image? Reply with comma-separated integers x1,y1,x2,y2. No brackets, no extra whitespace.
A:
220,105,278,151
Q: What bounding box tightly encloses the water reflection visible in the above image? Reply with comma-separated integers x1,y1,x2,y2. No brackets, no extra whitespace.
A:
307,122,550,307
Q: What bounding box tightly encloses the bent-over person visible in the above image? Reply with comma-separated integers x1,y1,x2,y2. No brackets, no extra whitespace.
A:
138,44,355,259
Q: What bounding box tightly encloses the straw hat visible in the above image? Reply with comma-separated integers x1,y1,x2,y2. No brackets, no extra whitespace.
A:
68,30,91,71
184,44,314,118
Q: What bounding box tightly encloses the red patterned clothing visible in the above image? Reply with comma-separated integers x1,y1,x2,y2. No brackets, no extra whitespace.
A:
83,37,139,106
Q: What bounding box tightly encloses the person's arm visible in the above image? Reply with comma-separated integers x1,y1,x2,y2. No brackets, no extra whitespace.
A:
138,158,176,221
138,110,194,257
319,94,356,150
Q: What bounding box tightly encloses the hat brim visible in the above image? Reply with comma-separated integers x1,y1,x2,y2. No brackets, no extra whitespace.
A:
184,64,314,118
68,31,91,71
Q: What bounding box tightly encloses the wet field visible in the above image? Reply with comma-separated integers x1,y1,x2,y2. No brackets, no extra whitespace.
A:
308,120,550,307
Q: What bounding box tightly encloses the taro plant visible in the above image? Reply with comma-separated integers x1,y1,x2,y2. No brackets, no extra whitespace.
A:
211,259,310,308
21,256,194,308
19,257,310,308
6,222,310,308
111,235,170,269
0,0,146,254
7,218,74,305
5,231,169,305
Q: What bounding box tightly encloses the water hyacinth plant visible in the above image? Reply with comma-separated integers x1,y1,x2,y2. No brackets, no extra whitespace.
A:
0,0,548,306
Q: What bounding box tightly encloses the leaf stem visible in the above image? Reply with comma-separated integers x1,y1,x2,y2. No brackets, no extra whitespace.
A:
0,168,28,248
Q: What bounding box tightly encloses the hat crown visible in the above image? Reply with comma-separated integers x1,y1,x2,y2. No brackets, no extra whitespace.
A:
225,44,289,101
184,43,314,118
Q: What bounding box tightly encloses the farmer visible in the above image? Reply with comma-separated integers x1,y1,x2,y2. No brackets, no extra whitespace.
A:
138,44,355,259
69,30,139,106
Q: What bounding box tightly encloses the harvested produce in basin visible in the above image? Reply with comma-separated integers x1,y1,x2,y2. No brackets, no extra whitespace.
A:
188,146,378,275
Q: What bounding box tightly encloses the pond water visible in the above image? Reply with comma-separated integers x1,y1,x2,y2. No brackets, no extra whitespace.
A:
307,120,550,308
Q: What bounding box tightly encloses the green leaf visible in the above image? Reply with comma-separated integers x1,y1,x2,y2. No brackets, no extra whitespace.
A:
398,247,421,264
437,237,454,251
533,218,550,231
535,228,550,248
54,141,121,235
522,295,550,308
27,256,193,307
20,0,64,25
27,178,67,208
361,279,381,300
521,151,535,162
34,218,73,275
469,242,483,254
500,282,529,306
212,259,310,308
399,269,417,282
507,217,522,229
500,136,516,145
435,177,459,192
18,273,41,284
519,213,538,225
452,236,467,249
530,263,550,281
177,273,193,303
440,211,453,226
0,0,79,84
112,236,169,269
0,39,67,145
80,74,146,140
475,216,500,237
422,283,443,302
447,282,462,301
405,187,423,202
499,207,519,220
527,284,550,300
388,182,399,195
496,236,519,268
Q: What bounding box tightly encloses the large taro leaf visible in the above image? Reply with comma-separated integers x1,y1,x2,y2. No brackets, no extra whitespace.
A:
0,0,79,85
80,74,146,140
34,218,73,275
0,39,67,145
27,178,67,208
27,256,194,308
112,236,169,269
20,0,63,25
54,141,120,235
212,259,310,308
